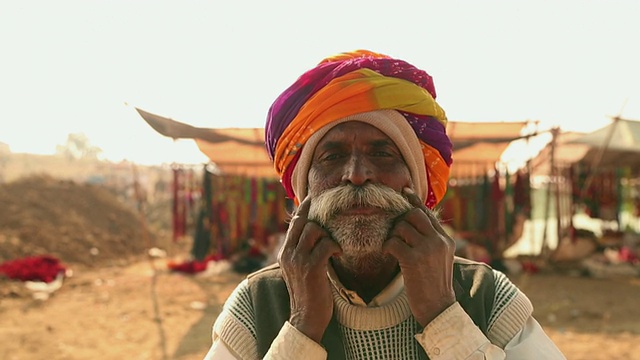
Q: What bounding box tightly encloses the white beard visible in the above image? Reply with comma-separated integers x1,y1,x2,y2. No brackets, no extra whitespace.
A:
326,214,391,255
307,184,412,270
323,213,394,271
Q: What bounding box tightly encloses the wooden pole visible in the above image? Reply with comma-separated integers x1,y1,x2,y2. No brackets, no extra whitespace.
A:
540,127,559,258
555,161,562,249
528,120,539,254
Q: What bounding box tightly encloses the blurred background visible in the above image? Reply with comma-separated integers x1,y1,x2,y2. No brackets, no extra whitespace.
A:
1,1,639,359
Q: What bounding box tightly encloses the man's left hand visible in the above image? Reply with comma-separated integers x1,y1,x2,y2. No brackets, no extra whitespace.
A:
382,187,456,327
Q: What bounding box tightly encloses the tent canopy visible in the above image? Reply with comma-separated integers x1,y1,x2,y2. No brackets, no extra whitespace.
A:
445,121,529,178
529,117,640,179
569,117,640,152
136,108,529,179
568,117,640,171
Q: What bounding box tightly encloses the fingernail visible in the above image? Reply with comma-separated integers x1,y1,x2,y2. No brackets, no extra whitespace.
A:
403,187,415,195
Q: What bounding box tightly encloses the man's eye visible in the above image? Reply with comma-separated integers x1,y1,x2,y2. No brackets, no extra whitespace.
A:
371,151,392,157
323,153,343,161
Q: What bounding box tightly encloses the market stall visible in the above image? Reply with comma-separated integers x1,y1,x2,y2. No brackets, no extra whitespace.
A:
531,117,640,276
136,108,537,264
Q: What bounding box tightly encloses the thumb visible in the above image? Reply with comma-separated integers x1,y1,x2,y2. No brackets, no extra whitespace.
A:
312,237,342,264
403,187,428,212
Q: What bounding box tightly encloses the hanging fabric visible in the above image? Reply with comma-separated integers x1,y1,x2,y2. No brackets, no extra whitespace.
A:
196,170,289,258
513,169,531,216
504,169,514,237
192,167,213,260
172,166,187,241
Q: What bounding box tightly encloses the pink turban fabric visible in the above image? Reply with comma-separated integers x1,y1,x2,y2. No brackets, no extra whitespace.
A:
265,50,452,209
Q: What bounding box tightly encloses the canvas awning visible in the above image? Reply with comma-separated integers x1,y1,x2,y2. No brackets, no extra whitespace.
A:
194,132,276,178
568,117,640,171
529,117,640,180
136,108,278,178
569,117,640,152
446,121,529,178
136,108,529,179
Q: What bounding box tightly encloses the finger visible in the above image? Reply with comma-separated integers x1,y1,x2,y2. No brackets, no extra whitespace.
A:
402,187,429,213
397,208,435,236
382,236,412,260
423,208,444,232
297,222,330,252
395,208,456,251
388,219,424,247
399,190,449,239
311,237,342,264
423,208,454,244
400,187,447,226
292,195,312,220
282,197,312,253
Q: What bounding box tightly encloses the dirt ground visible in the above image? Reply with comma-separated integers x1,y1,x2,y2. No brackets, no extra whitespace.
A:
1,176,640,360
1,255,640,360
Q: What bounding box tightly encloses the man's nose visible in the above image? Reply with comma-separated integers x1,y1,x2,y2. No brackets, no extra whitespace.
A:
341,153,374,186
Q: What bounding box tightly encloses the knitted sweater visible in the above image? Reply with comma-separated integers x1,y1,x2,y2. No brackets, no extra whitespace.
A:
212,258,532,360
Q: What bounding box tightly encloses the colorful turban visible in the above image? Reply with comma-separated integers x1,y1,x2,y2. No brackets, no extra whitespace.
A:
265,50,452,209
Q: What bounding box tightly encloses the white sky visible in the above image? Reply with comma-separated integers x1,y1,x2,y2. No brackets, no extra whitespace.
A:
1,0,639,165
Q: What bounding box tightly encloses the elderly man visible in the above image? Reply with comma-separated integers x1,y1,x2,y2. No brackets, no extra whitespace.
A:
205,50,565,359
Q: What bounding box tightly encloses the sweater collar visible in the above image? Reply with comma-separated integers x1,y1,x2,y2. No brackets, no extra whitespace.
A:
327,264,405,307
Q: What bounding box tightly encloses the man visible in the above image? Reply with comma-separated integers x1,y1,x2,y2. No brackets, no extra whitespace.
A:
205,50,565,359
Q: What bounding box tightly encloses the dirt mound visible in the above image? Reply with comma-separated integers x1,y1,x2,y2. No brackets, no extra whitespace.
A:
0,175,154,267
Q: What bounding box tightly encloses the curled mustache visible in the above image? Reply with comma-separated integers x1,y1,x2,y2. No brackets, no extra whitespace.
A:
308,183,412,225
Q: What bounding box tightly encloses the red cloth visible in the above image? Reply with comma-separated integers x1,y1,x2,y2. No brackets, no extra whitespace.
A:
167,254,223,274
247,246,263,258
0,255,66,283
521,261,540,274
620,247,639,264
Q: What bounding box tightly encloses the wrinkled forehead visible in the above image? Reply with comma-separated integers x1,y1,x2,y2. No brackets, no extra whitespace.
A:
313,121,401,153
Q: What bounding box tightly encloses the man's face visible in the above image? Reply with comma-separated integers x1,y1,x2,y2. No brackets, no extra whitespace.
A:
307,121,413,262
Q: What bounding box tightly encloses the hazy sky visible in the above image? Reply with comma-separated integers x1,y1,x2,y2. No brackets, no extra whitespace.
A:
1,1,639,165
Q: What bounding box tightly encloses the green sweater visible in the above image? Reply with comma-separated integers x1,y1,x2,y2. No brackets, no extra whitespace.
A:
213,257,531,360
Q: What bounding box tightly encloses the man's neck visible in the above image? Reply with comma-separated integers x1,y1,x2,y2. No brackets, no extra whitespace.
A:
331,255,399,304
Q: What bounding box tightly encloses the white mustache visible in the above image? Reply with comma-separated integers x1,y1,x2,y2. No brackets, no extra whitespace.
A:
308,184,412,225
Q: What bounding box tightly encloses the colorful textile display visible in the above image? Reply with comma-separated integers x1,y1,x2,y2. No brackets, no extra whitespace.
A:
570,164,621,220
191,167,214,260
264,50,452,209
172,166,200,242
570,164,639,227
513,169,532,216
439,169,532,259
193,168,290,260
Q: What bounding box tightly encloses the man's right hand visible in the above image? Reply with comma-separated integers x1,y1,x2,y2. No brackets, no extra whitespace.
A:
277,196,342,343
